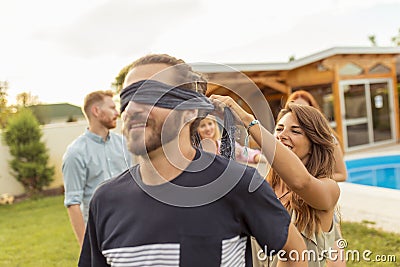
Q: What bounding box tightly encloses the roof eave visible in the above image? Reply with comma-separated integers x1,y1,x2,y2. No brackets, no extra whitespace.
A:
191,46,400,73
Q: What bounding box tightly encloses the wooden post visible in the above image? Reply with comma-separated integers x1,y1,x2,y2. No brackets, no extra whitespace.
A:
332,63,345,151
391,57,400,142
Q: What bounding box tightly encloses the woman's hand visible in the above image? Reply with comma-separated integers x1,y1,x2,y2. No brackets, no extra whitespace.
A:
209,95,255,127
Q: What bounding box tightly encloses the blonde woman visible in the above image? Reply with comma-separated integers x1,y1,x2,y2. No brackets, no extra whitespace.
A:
197,115,267,164
211,95,340,267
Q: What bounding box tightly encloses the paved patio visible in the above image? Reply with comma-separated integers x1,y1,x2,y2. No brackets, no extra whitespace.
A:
340,143,400,234
338,182,400,233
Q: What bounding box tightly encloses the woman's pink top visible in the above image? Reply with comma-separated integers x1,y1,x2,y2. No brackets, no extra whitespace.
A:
217,140,261,164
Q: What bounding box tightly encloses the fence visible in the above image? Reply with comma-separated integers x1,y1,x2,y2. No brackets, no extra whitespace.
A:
0,120,124,196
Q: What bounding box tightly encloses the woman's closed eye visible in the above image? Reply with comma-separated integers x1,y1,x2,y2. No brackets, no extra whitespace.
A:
275,126,303,135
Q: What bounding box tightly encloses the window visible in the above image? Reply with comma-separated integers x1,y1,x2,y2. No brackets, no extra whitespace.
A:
369,64,391,74
339,63,364,76
292,85,336,129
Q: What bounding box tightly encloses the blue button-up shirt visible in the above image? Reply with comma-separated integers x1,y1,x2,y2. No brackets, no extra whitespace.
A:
62,129,133,222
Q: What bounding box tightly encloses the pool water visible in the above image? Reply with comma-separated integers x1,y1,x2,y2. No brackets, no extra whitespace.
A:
345,155,400,190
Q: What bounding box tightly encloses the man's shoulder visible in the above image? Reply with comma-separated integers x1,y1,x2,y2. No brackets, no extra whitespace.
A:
212,151,258,173
93,166,137,198
196,150,255,170
213,152,267,190
63,134,88,155
194,150,262,185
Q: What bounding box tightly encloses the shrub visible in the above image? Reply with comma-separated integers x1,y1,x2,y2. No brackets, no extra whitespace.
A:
2,109,54,195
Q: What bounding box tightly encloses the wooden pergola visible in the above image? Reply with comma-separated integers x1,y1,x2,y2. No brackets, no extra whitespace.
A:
192,47,400,151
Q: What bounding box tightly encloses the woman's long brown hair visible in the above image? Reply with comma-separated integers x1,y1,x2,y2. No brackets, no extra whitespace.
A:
267,104,335,236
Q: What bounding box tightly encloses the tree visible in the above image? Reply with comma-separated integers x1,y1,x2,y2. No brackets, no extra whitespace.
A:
0,81,10,128
368,35,377,46
112,63,133,93
368,28,400,46
16,92,39,107
66,115,78,122
2,109,54,196
391,28,400,46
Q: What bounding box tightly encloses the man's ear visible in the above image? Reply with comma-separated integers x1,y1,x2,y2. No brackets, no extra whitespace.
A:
91,104,100,118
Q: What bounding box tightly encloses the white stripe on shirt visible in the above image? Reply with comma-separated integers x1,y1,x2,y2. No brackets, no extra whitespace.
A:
101,236,247,267
221,235,247,267
103,243,180,267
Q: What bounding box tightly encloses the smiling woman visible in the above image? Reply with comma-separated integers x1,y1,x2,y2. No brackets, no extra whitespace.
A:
274,112,312,165
284,90,347,183
210,95,340,267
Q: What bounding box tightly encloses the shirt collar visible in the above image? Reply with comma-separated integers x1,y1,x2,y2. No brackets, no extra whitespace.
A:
84,129,111,143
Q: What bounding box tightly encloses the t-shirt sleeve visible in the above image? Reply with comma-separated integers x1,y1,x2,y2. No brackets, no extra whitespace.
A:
62,148,86,208
238,169,290,256
79,201,109,267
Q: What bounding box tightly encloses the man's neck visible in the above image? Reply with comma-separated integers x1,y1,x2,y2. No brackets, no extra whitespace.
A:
138,138,196,186
88,123,110,141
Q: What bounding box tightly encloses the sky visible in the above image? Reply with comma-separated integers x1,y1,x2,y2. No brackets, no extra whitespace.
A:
0,0,400,106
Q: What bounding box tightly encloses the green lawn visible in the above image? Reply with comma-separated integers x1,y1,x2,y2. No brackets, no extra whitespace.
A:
0,195,79,267
341,222,400,266
0,196,399,266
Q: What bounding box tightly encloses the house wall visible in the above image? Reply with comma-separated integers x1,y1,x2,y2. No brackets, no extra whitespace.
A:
0,120,124,196
287,62,334,87
0,143,24,195
284,54,399,148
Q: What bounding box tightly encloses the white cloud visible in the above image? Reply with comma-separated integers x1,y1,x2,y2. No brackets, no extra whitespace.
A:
0,0,399,106
32,0,202,58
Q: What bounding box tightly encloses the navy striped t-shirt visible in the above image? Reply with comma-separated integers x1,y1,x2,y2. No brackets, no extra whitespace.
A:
79,150,290,267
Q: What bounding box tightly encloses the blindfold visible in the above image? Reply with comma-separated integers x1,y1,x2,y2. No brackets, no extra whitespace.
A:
120,79,236,160
120,79,215,114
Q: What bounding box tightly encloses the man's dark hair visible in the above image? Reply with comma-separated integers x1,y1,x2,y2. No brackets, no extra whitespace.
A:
128,54,207,93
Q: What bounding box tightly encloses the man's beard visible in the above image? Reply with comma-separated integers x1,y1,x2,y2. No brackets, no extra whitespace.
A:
127,113,183,156
100,117,117,130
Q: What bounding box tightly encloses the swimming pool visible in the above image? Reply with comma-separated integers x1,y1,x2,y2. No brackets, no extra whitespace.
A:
345,155,400,190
